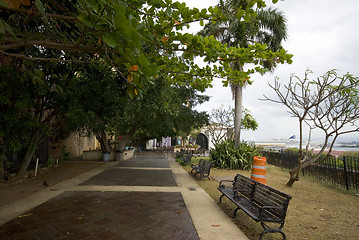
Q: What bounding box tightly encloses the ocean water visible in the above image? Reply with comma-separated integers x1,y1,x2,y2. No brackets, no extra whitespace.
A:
332,147,359,152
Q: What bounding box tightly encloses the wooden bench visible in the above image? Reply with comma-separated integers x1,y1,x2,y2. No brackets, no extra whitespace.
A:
190,159,212,180
180,150,192,165
218,173,292,240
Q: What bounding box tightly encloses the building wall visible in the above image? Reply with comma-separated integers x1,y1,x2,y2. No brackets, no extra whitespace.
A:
161,137,171,147
50,132,98,159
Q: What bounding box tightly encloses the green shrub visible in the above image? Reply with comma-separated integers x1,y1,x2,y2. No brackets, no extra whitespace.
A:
339,151,359,158
47,157,56,168
284,147,300,154
60,147,71,162
210,140,259,170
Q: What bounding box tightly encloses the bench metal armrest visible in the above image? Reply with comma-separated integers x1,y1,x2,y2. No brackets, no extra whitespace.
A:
219,179,234,187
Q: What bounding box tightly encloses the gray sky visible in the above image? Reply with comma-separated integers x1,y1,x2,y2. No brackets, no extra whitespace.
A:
181,0,359,142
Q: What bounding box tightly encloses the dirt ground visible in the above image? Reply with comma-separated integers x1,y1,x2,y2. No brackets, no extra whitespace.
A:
185,163,359,240
0,162,103,208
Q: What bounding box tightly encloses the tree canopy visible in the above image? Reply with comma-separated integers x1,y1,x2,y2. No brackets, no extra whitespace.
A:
199,0,289,148
0,0,292,179
0,0,292,92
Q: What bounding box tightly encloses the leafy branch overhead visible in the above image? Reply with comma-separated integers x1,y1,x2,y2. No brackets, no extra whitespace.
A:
0,0,292,94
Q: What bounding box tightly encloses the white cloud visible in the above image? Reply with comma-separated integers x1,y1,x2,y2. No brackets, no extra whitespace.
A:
181,0,359,142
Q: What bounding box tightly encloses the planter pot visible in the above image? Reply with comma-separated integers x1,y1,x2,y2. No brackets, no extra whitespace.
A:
102,151,110,162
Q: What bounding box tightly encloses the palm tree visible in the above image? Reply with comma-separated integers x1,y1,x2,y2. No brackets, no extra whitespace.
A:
199,1,288,148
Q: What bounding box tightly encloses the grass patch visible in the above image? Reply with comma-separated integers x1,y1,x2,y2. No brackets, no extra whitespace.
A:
183,164,359,240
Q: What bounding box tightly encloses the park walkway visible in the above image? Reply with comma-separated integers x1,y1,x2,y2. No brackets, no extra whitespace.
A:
0,153,248,240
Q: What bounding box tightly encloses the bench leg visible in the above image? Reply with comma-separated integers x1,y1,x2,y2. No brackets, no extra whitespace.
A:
219,194,225,203
259,222,287,240
232,207,240,218
199,173,210,181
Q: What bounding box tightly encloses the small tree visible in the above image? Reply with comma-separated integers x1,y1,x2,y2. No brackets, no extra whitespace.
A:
112,77,209,150
262,69,359,187
208,106,258,146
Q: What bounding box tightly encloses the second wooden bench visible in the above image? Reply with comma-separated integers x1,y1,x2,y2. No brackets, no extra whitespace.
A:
190,159,212,180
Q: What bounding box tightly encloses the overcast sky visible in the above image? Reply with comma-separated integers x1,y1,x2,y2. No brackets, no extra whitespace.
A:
181,0,359,142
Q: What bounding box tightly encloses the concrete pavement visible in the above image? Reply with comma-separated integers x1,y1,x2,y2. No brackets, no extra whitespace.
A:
0,153,248,240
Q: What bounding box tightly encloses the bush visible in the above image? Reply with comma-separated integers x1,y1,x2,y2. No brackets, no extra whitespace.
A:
284,147,300,154
210,140,259,170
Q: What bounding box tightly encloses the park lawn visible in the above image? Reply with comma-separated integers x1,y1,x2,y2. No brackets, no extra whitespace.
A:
183,162,359,240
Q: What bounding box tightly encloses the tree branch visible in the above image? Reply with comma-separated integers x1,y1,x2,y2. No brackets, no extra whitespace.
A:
0,50,105,64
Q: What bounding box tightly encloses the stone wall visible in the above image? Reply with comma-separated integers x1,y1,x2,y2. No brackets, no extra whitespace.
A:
50,132,98,159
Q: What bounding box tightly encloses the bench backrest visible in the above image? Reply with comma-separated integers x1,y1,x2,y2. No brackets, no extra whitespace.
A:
199,159,212,175
182,152,192,163
233,174,255,198
252,182,291,220
232,174,291,220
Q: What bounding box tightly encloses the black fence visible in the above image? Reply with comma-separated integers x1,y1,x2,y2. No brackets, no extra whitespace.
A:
260,150,359,190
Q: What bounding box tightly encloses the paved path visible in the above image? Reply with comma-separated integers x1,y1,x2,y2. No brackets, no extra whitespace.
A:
0,153,248,240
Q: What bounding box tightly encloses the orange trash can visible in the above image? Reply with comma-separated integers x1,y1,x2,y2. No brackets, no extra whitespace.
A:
251,156,266,185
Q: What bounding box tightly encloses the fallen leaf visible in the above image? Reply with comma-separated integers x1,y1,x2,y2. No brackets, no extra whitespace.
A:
211,224,221,227
18,213,32,218
176,211,182,215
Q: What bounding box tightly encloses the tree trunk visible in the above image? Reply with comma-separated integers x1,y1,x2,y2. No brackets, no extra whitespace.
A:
0,156,4,183
286,134,330,187
15,130,42,179
95,130,111,152
287,170,299,186
286,158,302,187
234,84,243,148
16,145,37,180
117,128,137,151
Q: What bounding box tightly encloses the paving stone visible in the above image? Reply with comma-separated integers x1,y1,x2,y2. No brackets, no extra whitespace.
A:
0,191,199,240
0,154,200,240
117,156,170,168
80,168,177,186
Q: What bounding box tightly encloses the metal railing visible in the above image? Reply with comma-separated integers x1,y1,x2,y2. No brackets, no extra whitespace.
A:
260,150,359,190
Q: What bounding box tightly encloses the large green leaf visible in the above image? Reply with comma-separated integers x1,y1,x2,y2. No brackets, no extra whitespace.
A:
35,0,48,23
103,33,118,48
